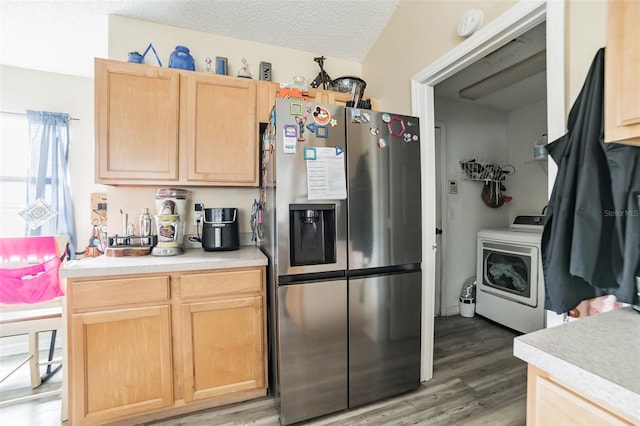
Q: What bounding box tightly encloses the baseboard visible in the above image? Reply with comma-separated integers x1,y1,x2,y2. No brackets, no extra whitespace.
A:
444,305,460,316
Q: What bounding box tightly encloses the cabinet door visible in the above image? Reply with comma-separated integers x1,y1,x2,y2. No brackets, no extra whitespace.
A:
181,296,265,402
70,306,173,425
527,365,634,425
604,0,640,146
321,90,352,107
182,74,259,185
307,88,380,111
257,81,279,123
95,59,180,182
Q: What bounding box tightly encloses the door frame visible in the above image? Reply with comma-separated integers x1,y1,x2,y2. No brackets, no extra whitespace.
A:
434,122,446,317
412,0,566,381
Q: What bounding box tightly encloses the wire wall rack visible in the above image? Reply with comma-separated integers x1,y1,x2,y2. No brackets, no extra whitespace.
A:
459,158,516,183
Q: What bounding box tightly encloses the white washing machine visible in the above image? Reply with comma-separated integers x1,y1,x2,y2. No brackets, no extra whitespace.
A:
476,215,545,333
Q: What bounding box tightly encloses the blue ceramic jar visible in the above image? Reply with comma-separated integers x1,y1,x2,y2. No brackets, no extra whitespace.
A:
168,46,195,71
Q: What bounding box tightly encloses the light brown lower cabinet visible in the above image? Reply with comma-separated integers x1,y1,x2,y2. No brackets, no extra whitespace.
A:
526,365,638,425
70,306,174,424
182,296,265,402
66,267,267,425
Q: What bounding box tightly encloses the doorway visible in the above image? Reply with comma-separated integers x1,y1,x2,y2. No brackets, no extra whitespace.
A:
433,21,549,319
414,0,566,382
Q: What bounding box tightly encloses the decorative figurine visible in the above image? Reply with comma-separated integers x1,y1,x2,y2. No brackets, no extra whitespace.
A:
203,57,214,73
259,61,272,81
310,56,332,89
237,58,252,79
128,43,162,66
216,57,227,75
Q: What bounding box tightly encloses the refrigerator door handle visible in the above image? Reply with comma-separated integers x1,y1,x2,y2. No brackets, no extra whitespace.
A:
279,270,346,285
347,264,421,279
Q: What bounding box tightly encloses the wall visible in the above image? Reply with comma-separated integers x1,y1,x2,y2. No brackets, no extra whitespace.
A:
109,15,362,90
435,98,509,314
106,15,364,238
106,187,259,239
566,0,607,111
363,0,607,124
0,65,106,251
363,0,518,114
506,98,548,221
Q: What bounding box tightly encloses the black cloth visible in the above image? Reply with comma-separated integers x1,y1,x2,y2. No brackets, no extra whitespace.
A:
541,48,640,314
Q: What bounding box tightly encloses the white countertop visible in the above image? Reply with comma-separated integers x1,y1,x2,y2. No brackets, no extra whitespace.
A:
513,307,640,419
61,246,267,278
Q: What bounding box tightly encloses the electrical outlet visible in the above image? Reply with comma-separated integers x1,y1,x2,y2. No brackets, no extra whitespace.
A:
194,203,204,225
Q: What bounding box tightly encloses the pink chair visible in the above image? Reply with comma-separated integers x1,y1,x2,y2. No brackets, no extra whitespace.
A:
0,235,67,414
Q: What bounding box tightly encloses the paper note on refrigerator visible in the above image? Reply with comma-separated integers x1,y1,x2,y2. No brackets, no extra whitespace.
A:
305,147,347,200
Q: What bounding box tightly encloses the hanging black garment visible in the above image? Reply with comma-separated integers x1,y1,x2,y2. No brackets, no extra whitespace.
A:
541,48,640,314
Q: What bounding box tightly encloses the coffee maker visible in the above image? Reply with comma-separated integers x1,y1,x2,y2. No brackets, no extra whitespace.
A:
151,188,189,256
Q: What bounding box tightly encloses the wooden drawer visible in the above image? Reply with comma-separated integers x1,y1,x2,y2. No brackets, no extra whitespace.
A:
180,268,263,299
71,276,170,310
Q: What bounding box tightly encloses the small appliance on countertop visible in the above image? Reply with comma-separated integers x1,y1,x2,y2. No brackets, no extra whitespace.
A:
152,188,189,256
201,207,239,251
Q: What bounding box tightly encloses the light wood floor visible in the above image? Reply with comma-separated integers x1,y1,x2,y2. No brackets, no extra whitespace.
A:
0,315,526,425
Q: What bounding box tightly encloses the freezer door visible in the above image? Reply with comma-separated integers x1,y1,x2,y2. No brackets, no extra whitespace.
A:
347,110,421,270
278,279,348,425
349,271,421,407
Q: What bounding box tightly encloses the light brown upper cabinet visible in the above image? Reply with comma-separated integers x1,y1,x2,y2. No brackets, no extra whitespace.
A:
253,82,381,125
604,0,640,146
95,59,180,182
257,81,280,123
307,88,380,111
181,73,257,185
95,58,259,186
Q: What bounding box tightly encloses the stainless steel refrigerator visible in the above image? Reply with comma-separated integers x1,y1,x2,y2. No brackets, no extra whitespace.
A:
260,99,422,425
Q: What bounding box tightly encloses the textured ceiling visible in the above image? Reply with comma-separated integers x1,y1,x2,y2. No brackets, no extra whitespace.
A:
0,0,400,78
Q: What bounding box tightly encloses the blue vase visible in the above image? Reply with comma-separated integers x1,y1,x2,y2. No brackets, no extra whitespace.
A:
168,46,195,71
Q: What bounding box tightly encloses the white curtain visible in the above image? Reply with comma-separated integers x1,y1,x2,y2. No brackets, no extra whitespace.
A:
26,110,77,259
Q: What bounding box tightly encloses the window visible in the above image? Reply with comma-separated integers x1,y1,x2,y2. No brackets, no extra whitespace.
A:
0,114,29,237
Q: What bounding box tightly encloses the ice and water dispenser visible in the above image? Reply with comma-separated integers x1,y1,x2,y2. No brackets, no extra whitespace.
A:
289,204,336,266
